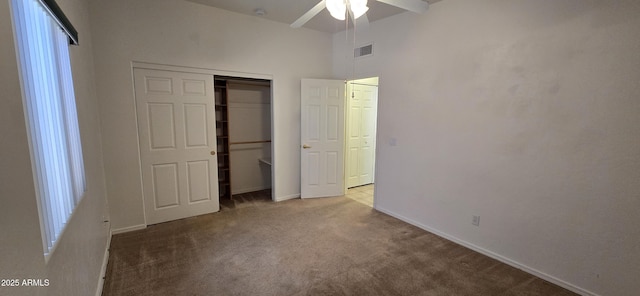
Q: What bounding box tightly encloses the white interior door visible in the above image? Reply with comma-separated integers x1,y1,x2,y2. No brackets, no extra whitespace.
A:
134,68,219,225
347,83,378,188
301,79,346,198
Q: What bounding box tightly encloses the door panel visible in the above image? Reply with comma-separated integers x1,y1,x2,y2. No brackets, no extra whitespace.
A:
148,103,176,150
184,104,209,148
301,79,346,198
135,68,219,225
186,160,211,203
308,152,320,185
152,163,180,208
308,105,321,141
348,147,358,184
327,151,338,185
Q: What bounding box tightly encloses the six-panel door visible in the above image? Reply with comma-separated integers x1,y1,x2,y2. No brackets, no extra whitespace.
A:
301,79,346,198
134,68,219,225
347,83,378,188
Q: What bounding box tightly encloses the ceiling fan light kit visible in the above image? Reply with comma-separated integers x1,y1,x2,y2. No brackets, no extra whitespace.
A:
326,0,347,20
326,0,369,20
291,0,428,29
350,0,370,19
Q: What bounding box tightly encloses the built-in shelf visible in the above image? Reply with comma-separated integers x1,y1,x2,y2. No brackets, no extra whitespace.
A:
215,76,273,200
215,78,232,200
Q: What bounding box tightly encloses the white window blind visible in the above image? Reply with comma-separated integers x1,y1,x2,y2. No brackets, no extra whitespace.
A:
10,0,86,259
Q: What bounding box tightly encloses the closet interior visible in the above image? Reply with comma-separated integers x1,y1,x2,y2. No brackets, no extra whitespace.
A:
214,76,272,201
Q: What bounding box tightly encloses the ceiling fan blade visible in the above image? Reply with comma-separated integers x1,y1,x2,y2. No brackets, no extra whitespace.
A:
376,0,429,14
291,0,327,28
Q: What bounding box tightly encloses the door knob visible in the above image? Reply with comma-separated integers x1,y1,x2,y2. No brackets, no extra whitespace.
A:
302,144,311,149
210,151,216,155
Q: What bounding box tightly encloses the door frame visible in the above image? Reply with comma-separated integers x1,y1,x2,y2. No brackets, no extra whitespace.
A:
132,62,274,225
344,77,380,206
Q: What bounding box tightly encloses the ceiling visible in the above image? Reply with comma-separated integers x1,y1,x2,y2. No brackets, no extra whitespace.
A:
185,0,441,33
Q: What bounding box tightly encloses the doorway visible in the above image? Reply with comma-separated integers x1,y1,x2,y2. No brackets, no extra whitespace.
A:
298,76,379,207
215,76,273,208
132,62,275,226
345,77,379,207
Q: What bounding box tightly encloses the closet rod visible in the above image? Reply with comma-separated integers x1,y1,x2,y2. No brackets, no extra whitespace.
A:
227,81,271,87
229,140,272,145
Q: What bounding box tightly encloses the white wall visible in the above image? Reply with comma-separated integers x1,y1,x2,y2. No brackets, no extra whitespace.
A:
0,0,110,295
228,82,272,194
334,0,640,295
89,0,334,230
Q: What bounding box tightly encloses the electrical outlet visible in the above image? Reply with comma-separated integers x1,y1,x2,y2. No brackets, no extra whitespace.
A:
472,215,480,226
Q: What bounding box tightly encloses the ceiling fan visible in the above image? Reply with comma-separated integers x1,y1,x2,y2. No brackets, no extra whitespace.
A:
291,0,429,29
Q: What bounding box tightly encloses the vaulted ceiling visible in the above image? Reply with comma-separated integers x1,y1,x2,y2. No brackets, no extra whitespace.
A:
185,0,441,33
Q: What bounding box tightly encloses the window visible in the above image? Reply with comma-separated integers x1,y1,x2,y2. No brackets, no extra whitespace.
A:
10,0,85,259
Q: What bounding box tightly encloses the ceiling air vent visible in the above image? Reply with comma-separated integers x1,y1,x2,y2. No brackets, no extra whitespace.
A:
354,43,373,58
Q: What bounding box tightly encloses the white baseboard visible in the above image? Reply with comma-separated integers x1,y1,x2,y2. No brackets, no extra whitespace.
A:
274,193,300,202
95,228,112,296
111,224,147,235
375,207,599,296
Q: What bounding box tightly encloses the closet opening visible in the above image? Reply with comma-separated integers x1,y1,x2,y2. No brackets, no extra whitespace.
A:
214,76,272,207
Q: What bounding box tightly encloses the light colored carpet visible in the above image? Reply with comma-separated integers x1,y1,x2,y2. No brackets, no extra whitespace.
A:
102,191,576,296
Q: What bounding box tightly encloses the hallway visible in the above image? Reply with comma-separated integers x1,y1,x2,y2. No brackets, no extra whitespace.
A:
345,184,374,207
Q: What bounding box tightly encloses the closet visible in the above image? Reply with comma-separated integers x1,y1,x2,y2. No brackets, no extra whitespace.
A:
214,76,272,200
